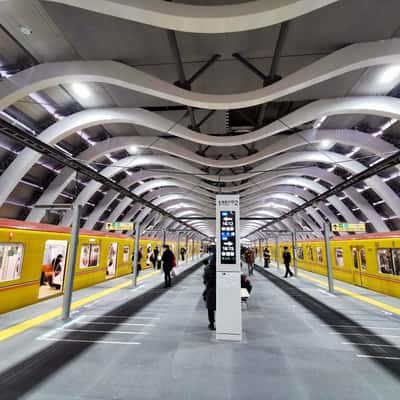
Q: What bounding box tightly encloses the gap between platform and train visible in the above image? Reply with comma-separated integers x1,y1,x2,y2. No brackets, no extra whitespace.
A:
0,269,161,342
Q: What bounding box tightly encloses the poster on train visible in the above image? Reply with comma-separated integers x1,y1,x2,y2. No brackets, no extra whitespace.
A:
0,243,24,283
107,242,118,277
80,244,100,268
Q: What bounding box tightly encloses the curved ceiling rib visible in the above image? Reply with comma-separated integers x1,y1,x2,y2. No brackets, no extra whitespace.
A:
2,100,397,148
118,188,214,231
83,173,215,230
27,155,205,222
35,0,339,34
0,98,396,208
1,39,400,111
237,150,400,217
60,177,214,226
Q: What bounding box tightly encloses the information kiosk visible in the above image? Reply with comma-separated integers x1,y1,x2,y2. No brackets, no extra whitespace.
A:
216,195,242,341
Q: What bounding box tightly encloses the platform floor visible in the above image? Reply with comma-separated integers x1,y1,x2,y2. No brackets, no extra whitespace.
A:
1,260,400,399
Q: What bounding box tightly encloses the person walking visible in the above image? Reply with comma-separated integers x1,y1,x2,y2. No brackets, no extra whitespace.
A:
161,244,175,288
203,252,216,331
245,248,255,275
263,247,271,268
283,246,294,278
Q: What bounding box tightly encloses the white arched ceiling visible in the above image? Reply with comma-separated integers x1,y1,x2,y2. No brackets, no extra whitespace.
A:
224,150,400,217
82,172,216,229
60,175,214,226
1,39,400,110
2,98,396,152
233,167,388,231
34,0,339,33
3,123,394,227
4,122,392,209
27,155,205,222
1,101,395,207
241,185,345,232
118,189,214,231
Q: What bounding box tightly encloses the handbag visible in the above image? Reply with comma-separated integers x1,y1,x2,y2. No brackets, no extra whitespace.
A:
172,255,177,267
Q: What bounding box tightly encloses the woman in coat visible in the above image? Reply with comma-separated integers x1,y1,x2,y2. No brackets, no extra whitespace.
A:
203,253,216,331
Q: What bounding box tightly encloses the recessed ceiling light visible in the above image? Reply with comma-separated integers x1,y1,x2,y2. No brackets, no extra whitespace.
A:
129,145,139,154
380,65,400,84
320,139,331,149
20,26,32,36
71,82,91,100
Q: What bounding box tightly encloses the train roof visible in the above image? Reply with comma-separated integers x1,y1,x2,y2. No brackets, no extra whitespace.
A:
0,218,143,240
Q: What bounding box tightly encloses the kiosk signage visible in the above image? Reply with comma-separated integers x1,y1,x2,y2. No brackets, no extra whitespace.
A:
216,195,242,341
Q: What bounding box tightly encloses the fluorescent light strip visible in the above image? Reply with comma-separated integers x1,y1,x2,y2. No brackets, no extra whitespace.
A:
346,146,360,157
372,118,397,137
0,111,37,135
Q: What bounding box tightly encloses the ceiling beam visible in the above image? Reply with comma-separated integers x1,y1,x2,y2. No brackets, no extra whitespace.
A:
247,150,400,237
0,120,208,237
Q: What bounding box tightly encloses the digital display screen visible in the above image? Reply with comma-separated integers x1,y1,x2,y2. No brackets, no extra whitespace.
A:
220,211,236,264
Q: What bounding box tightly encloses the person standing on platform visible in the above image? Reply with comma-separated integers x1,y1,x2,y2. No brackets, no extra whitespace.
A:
263,247,271,268
283,246,294,278
203,252,216,331
133,246,143,275
180,247,186,262
153,245,161,269
162,244,175,288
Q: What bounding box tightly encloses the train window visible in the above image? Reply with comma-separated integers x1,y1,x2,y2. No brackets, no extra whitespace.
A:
360,248,367,270
391,249,400,276
40,240,68,298
0,243,24,282
316,247,323,263
307,246,314,261
335,248,344,267
377,249,394,274
80,244,100,268
296,247,304,260
352,248,359,269
123,245,130,262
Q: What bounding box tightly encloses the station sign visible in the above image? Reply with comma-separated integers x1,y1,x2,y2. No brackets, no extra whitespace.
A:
105,222,134,231
331,223,366,232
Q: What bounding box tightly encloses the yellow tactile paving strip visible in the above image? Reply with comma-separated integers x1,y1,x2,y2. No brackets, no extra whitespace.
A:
0,270,160,341
298,271,400,316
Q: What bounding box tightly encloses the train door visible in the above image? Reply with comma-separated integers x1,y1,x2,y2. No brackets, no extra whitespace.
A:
39,240,68,299
351,246,365,286
106,242,118,279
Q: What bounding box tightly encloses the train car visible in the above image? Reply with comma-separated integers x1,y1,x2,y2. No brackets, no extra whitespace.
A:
0,219,202,314
265,232,400,299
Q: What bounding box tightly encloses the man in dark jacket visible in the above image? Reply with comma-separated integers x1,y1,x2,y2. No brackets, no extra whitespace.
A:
283,246,294,278
203,253,216,331
161,245,175,288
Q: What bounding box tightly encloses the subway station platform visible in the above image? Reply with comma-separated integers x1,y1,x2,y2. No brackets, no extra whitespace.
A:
1,257,400,400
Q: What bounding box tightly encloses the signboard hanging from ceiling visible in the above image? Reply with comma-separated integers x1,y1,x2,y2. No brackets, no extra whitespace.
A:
331,223,366,232
105,222,134,231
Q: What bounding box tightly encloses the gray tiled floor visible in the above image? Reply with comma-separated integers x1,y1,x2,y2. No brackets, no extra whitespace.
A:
1,261,399,399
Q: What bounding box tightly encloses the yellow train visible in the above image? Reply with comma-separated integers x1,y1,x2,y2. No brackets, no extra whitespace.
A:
0,219,201,314
255,232,400,298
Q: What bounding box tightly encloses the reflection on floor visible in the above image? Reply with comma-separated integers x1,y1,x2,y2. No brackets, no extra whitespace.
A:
38,284,61,299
